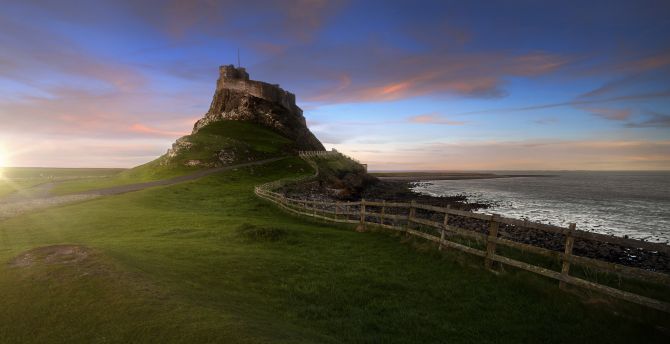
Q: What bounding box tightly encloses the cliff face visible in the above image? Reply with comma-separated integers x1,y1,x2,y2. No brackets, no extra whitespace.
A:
161,65,324,167
193,65,324,151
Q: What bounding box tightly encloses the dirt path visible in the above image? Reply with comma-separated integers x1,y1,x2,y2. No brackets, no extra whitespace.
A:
80,157,286,196
0,157,286,219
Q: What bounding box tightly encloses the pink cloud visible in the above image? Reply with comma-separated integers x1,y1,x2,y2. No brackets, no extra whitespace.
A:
407,113,465,125
586,108,632,121
297,50,568,103
622,50,670,73
129,124,189,138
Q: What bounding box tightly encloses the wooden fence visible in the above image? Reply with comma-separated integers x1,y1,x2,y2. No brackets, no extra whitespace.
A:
299,150,363,164
255,156,670,313
298,150,341,159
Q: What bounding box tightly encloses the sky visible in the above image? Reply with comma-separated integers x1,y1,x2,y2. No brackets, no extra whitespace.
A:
0,0,669,170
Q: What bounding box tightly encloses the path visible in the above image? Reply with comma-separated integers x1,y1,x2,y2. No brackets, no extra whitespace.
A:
0,157,286,219
80,156,286,196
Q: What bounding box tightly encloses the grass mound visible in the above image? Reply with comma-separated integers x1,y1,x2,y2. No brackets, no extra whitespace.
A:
159,120,294,169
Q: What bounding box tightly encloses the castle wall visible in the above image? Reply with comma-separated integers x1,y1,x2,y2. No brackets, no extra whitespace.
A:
216,65,298,113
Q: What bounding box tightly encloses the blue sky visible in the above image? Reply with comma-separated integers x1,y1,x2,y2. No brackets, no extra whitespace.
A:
0,0,669,170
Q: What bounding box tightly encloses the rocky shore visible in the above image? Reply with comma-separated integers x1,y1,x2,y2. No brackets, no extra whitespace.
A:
281,179,670,274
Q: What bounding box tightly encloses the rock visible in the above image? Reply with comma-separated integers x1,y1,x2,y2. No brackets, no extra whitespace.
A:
217,149,236,164
161,137,195,165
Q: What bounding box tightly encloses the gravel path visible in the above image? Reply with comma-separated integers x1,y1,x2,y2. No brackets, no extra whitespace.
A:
0,157,286,220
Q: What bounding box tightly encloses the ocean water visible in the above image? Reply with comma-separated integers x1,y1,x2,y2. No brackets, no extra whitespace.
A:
411,171,670,243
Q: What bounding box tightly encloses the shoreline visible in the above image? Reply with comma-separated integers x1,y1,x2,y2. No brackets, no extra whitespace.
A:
282,179,670,273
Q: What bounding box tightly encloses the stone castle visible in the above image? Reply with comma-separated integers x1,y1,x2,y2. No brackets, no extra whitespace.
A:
163,64,325,167
216,65,299,114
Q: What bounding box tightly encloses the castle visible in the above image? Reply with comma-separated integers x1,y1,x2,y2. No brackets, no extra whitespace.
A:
216,65,299,113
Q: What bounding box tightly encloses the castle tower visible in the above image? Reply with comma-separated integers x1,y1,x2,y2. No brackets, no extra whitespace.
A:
219,65,249,80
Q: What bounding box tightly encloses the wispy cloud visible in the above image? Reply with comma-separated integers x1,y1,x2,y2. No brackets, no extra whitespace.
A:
534,118,559,125
0,14,146,93
625,111,670,128
142,0,345,43
407,113,465,125
454,91,670,116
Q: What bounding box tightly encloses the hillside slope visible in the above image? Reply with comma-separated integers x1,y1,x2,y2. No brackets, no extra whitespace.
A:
52,120,300,194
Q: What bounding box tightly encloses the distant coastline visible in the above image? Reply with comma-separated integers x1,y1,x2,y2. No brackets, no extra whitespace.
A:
370,171,554,181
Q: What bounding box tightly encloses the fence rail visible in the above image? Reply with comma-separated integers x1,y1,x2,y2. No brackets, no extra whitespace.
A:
255,154,670,313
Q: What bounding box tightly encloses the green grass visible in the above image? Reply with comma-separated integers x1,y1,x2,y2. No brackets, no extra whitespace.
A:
0,179,45,198
0,167,124,198
51,121,294,195
193,120,294,155
1,157,668,343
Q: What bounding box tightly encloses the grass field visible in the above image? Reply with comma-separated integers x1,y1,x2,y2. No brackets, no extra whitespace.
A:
1,157,668,343
0,168,124,198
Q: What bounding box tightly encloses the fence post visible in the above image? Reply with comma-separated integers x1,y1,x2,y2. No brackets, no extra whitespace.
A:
356,199,366,232
313,201,317,217
485,214,500,269
407,200,416,231
335,201,340,220
439,205,450,251
380,200,386,226
560,223,577,290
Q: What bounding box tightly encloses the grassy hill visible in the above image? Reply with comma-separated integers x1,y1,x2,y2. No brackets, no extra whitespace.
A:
51,121,295,195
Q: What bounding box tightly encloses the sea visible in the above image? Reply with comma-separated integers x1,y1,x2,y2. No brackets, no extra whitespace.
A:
410,171,670,243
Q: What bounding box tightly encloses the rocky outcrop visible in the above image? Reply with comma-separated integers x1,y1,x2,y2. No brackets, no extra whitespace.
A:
193,92,324,151
194,65,324,151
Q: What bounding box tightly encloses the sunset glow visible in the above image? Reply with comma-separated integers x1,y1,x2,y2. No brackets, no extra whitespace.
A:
0,145,8,168
0,1,668,170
